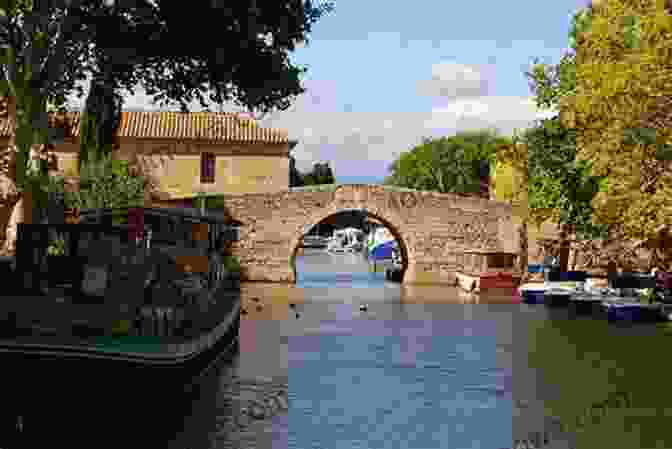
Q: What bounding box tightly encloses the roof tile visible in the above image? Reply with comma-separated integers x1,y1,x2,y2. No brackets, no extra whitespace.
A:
0,108,288,144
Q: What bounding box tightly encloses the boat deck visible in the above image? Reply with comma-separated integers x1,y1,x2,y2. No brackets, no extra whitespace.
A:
0,288,240,363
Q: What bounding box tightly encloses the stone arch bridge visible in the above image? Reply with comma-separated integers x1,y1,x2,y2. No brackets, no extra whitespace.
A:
220,184,519,285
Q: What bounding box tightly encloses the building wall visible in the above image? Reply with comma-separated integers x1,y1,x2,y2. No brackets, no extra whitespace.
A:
0,136,291,198
114,138,290,198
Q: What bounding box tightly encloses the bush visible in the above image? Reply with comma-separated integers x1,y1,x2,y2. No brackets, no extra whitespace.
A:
65,154,145,210
222,255,241,273
191,194,226,211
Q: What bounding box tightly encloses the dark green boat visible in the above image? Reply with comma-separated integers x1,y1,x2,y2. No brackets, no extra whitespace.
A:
0,206,241,389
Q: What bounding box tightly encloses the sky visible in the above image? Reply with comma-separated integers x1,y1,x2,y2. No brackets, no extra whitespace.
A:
66,0,588,185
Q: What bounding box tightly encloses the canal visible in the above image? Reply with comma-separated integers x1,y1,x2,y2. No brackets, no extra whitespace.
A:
9,248,672,449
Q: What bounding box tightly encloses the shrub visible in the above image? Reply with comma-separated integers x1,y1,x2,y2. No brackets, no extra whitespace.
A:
222,255,241,273
65,154,145,210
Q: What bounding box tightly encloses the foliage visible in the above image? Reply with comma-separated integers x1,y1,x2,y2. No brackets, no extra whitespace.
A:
296,161,335,186
47,236,65,256
289,153,303,187
194,190,208,213
67,153,145,210
496,6,609,244
384,129,509,194
522,117,609,240
222,255,240,274
526,52,576,112
202,194,226,211
0,1,95,192
568,7,594,50
570,0,672,241
138,1,334,115
0,0,334,209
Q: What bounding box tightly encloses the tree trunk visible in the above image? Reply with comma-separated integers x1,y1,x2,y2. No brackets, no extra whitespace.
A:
558,223,571,272
518,218,528,279
1,96,33,256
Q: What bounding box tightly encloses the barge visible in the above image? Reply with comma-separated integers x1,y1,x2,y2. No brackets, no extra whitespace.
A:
0,206,241,391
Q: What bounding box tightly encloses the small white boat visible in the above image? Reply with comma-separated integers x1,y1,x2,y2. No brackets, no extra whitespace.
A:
328,228,365,254
518,282,579,305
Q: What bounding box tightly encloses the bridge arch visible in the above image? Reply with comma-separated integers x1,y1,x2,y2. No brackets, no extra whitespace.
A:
220,184,516,285
289,208,411,283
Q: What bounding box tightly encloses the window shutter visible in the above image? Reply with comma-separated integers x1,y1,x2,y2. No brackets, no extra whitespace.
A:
201,153,215,183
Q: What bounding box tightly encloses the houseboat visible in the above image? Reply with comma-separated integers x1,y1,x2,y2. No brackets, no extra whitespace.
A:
0,207,241,398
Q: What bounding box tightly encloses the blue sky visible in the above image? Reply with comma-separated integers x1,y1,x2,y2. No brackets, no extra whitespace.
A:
67,0,587,184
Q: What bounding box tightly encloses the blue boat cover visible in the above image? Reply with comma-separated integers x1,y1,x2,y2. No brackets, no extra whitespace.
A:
528,264,543,273
369,241,395,261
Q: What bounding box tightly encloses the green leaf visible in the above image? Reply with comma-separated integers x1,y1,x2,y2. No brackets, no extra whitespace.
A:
656,144,672,161
598,177,609,193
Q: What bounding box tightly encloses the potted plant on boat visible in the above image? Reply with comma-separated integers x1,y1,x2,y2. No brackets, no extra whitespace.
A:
222,255,241,290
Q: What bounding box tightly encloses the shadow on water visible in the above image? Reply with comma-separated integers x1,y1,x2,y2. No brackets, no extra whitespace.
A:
14,246,672,449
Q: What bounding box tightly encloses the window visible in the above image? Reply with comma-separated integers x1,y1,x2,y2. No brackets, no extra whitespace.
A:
201,152,215,183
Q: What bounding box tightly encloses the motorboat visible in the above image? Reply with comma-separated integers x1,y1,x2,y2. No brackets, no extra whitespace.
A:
327,236,346,253
520,263,592,307
597,272,662,322
564,271,668,322
301,235,329,249
518,282,577,305
519,270,588,306
328,228,365,254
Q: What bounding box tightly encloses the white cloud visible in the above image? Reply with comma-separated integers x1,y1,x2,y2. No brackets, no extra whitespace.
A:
425,96,557,134
263,95,557,175
64,63,558,179
416,61,485,100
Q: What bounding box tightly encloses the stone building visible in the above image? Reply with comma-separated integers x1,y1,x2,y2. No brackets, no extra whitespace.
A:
0,97,296,253
0,105,297,203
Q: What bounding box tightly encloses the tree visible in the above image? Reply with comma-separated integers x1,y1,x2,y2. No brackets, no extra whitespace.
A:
0,0,100,253
0,0,334,252
298,161,335,186
384,129,510,194
569,0,672,241
78,0,335,115
494,6,609,272
0,1,93,190
75,0,334,194
289,152,303,187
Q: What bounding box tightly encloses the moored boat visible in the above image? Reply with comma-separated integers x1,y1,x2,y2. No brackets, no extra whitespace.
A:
328,228,365,254
518,283,546,304
301,235,329,249
0,207,241,387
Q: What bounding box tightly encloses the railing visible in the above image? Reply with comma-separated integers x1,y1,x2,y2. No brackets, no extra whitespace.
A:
12,207,239,296
5,206,241,340
77,207,239,252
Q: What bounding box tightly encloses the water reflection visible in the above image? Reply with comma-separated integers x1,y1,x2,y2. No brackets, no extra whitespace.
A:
35,247,672,449
170,248,672,449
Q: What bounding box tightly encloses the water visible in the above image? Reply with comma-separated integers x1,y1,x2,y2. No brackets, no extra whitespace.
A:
8,248,672,449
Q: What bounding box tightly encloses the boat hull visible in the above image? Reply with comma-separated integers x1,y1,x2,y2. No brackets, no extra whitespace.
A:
520,289,545,305
567,296,605,316
544,292,572,307
0,308,239,447
601,301,662,322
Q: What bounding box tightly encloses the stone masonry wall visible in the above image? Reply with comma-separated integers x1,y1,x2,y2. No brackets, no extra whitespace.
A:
220,184,516,284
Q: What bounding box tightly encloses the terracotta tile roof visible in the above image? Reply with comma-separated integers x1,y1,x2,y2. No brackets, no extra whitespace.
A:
0,109,289,144
117,111,288,143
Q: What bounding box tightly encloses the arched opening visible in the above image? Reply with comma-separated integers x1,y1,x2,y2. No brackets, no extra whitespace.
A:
290,209,409,287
